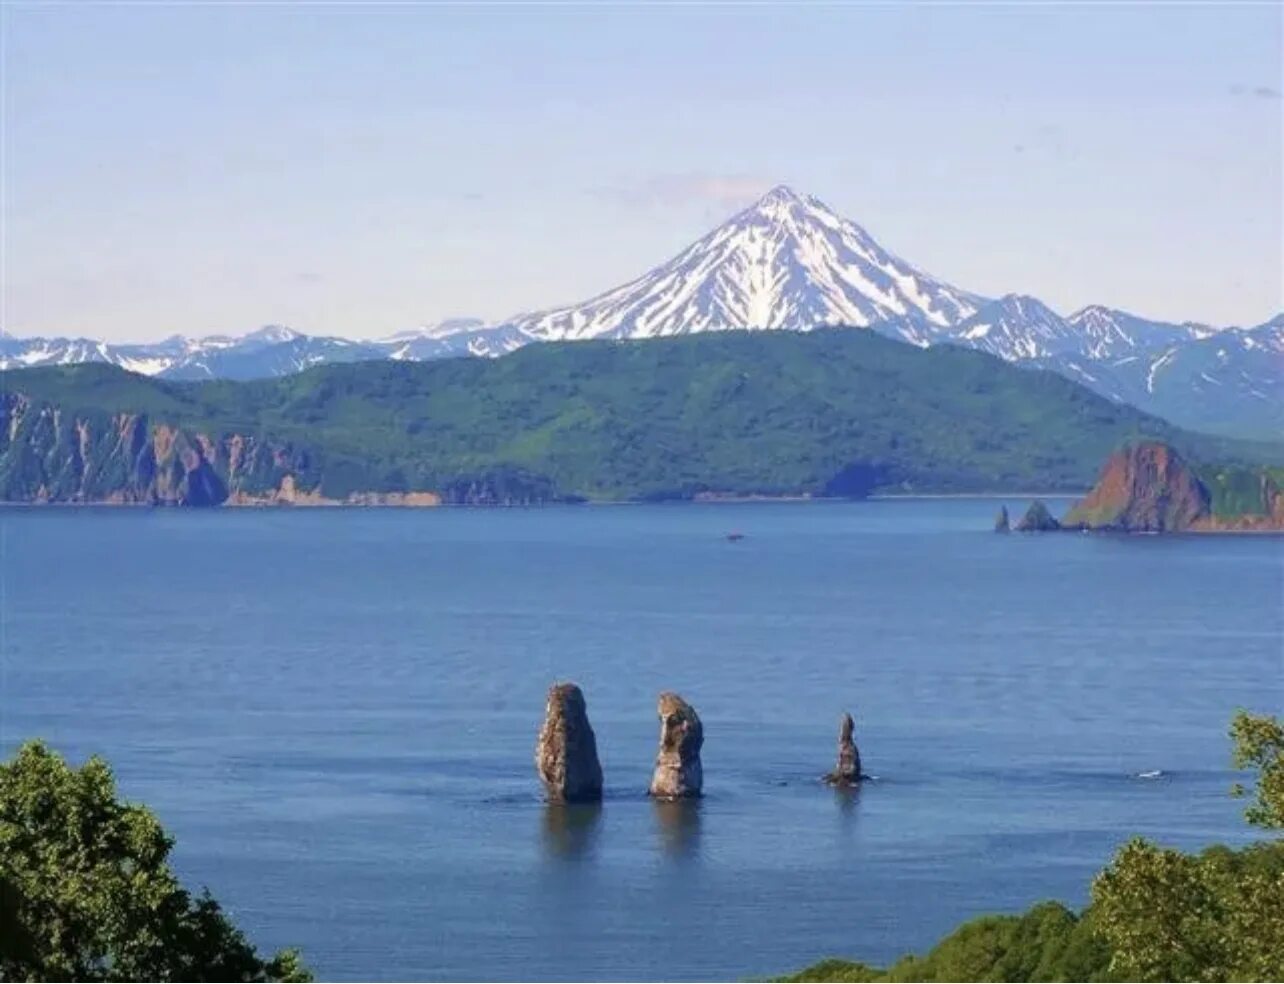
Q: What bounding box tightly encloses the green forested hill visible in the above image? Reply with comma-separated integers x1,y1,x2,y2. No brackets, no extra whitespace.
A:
1,329,1275,504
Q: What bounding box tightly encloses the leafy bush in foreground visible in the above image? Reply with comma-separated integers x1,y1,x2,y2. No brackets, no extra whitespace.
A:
0,741,309,982
777,903,1110,983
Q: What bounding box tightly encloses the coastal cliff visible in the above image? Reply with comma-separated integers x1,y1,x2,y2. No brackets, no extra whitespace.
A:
0,394,442,507
2,394,277,505
1061,442,1284,532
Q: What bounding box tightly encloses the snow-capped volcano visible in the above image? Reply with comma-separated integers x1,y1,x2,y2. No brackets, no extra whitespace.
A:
497,185,983,344
5,184,1278,437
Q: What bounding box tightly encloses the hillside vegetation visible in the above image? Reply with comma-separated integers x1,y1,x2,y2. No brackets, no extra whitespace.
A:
1,330,1276,504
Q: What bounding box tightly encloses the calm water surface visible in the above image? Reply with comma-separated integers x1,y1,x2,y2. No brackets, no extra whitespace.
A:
2,501,1281,981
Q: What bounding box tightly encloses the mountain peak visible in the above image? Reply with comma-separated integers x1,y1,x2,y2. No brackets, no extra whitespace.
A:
754,184,805,207
1253,312,1284,331
1070,303,1114,319
492,186,981,341
951,294,1076,358
243,325,301,344
745,184,840,226
992,294,1061,316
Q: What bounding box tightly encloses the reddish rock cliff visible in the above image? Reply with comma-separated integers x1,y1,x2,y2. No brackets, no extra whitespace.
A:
1062,442,1284,532
1062,443,1210,532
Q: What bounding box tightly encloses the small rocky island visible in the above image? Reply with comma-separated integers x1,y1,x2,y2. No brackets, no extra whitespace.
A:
822,712,862,786
649,692,704,800
1015,500,1060,532
1007,442,1284,534
535,683,604,803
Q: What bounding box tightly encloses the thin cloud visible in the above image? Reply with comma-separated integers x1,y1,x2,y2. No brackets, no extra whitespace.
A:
597,173,775,209
1229,83,1281,100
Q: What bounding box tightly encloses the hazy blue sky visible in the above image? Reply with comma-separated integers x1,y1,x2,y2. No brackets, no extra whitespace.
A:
4,2,1281,341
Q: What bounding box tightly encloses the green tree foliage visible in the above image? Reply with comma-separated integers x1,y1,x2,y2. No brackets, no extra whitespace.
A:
779,904,1111,983
0,741,309,982
785,712,1284,983
1196,465,1284,520
1090,712,1284,981
1230,709,1284,829
1090,839,1284,982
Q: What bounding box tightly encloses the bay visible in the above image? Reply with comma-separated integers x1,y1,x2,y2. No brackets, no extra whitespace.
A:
1,501,1279,981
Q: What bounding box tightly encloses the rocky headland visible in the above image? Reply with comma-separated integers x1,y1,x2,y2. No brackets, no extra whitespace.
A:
1010,442,1284,534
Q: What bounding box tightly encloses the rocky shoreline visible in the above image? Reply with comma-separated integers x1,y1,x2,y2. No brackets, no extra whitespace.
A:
224,476,443,507
4,488,1088,509
4,439,1277,524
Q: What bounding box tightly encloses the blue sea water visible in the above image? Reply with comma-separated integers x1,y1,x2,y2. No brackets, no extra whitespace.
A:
1,500,1281,981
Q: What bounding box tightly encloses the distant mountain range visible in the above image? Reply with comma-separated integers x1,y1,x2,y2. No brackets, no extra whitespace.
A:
4,186,1278,437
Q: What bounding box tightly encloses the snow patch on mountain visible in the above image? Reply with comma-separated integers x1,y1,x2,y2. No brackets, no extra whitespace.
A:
1065,305,1203,359
944,295,1083,360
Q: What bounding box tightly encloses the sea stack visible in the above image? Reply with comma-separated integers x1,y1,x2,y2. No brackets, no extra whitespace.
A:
823,712,862,786
648,692,703,799
1015,499,1061,532
994,505,1010,532
535,682,604,803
